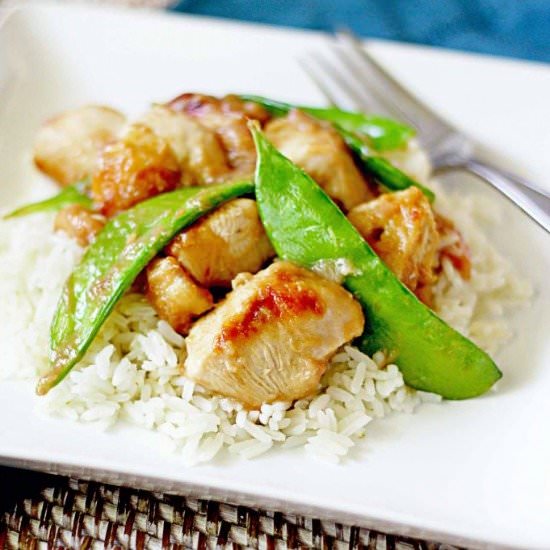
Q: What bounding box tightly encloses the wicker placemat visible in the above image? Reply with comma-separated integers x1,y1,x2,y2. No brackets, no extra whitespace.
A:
0,467,462,549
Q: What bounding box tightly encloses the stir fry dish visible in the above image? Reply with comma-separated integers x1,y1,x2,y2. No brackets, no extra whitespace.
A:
7,93,501,407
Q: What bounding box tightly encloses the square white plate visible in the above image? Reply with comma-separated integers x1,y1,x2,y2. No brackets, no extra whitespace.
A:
1,4,549,548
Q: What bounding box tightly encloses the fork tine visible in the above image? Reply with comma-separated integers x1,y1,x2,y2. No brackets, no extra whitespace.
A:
336,30,430,111
335,29,454,145
301,53,373,112
328,44,420,128
297,58,340,107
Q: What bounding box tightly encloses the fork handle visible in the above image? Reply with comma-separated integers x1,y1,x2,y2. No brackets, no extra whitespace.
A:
437,157,550,234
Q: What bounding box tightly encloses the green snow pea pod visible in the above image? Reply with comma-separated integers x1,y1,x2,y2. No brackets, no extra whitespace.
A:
37,180,254,395
3,181,92,219
239,95,414,151
240,95,433,201
251,127,501,399
340,129,435,201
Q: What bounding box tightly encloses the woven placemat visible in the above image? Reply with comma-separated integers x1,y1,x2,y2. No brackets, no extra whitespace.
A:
0,467,462,549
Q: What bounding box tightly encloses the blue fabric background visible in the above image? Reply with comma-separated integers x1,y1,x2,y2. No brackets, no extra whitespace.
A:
171,0,549,62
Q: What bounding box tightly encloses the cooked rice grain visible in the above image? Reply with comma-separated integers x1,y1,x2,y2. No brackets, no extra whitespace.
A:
0,186,530,464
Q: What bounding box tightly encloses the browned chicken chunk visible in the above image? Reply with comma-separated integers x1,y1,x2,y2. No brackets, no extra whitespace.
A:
54,204,106,246
139,105,230,185
146,257,214,334
167,93,269,178
218,94,271,124
34,105,126,187
91,124,181,217
166,198,275,288
264,110,374,211
184,261,365,408
348,187,439,293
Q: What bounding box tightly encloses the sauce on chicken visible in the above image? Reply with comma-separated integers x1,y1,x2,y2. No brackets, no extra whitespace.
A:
91,124,181,216
33,105,126,187
166,198,274,288
265,109,374,210
145,257,214,334
167,93,269,178
139,105,230,185
54,205,106,246
215,268,325,349
184,261,364,408
348,187,439,295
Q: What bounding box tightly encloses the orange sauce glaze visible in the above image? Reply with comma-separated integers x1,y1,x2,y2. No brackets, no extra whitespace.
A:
214,270,325,352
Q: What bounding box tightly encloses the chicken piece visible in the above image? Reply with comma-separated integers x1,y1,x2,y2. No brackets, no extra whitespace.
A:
166,198,275,288
34,105,126,187
91,124,181,216
146,257,214,334
348,187,439,293
264,110,374,211
54,204,106,246
167,93,269,177
184,261,364,408
219,94,272,124
435,214,471,279
139,105,230,185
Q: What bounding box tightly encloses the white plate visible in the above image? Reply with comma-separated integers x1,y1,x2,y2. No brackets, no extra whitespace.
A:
1,4,549,549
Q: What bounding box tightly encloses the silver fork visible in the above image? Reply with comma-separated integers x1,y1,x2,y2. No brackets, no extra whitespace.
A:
301,30,550,234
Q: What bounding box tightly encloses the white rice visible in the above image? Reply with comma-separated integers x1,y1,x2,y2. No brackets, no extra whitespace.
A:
0,172,531,465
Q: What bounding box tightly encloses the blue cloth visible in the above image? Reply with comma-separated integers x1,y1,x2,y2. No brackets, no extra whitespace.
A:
171,0,549,62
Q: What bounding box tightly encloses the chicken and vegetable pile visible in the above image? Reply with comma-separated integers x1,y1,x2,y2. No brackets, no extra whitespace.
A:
10,93,502,406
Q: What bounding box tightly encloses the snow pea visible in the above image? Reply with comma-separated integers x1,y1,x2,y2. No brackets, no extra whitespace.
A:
240,95,434,202
338,129,435,201
37,180,254,395
251,126,501,399
3,180,92,219
240,95,414,151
